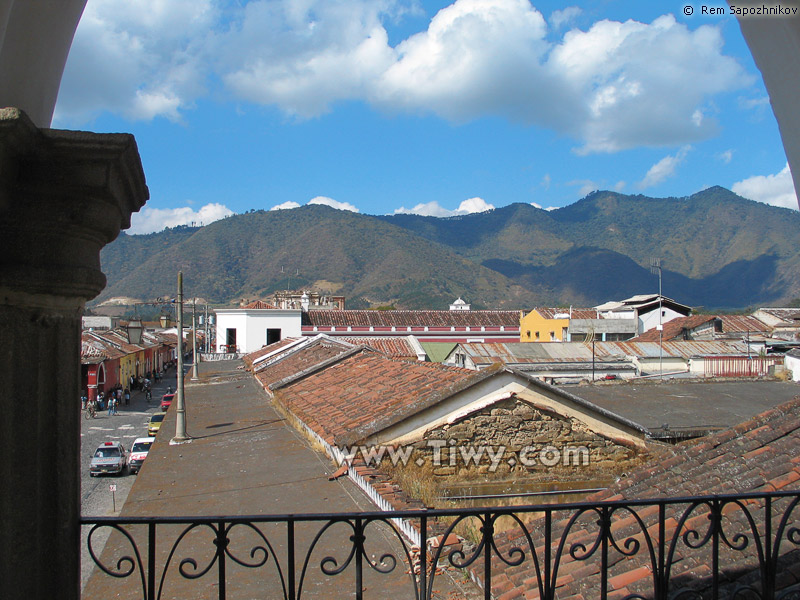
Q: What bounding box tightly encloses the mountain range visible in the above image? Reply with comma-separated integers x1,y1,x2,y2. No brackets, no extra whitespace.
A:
96,186,800,311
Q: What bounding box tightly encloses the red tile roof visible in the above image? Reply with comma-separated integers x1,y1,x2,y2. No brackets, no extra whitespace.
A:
271,351,479,445
484,396,800,598
302,309,520,328
242,300,278,309
253,338,355,393
632,314,717,341
242,337,300,370
338,336,418,359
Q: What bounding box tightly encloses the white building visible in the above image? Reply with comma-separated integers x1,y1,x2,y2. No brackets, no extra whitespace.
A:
214,300,302,354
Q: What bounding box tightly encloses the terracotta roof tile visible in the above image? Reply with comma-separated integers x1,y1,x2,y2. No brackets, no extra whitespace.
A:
632,315,717,342
302,309,520,328
484,396,800,598
242,300,278,309
338,336,418,359
272,351,476,445
241,337,300,370
253,340,355,392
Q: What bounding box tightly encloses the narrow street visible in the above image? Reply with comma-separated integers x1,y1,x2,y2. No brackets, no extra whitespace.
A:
80,365,179,589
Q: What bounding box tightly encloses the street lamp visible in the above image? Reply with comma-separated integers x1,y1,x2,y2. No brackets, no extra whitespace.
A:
126,319,144,344
172,271,189,443
159,314,170,329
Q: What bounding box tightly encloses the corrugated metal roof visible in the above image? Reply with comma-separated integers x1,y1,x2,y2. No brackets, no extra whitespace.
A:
533,307,597,320
457,340,749,364
718,314,770,333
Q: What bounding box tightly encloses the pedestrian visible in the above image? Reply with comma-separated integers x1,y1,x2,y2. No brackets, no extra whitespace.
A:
124,387,130,405
107,396,114,416
97,391,105,411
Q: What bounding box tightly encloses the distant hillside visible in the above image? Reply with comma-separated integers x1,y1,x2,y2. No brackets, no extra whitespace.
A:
98,206,538,309
97,187,800,310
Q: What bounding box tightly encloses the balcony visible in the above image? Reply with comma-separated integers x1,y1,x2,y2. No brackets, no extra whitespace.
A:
82,490,800,599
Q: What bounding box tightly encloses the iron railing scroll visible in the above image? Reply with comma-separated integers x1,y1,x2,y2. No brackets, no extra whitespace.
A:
82,490,800,600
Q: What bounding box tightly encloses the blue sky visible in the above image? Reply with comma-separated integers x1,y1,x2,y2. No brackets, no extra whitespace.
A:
53,0,798,234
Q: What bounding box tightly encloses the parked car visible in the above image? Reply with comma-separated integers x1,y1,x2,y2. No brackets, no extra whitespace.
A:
160,393,175,410
89,441,127,477
127,437,154,474
148,412,167,437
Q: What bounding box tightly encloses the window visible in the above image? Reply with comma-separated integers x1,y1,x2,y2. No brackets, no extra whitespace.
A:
266,328,281,345
550,331,555,341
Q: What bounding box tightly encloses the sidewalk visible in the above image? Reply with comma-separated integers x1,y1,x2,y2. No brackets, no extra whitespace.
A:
82,360,478,599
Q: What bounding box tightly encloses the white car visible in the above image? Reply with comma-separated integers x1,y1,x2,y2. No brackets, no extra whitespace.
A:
127,437,154,475
89,441,127,476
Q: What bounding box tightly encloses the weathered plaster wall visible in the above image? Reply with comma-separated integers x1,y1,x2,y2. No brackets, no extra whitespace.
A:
408,396,647,480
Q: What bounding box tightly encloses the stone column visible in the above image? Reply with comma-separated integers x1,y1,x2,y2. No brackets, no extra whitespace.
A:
0,108,148,600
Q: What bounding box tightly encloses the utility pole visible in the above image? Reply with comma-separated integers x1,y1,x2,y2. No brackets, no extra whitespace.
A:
651,258,663,380
173,271,189,443
191,300,199,381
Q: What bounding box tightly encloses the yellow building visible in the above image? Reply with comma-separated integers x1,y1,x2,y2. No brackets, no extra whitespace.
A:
520,307,598,342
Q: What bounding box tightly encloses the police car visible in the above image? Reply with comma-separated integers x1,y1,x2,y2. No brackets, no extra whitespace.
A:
89,441,127,476
127,437,154,475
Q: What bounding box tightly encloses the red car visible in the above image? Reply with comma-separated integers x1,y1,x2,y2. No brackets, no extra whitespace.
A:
160,393,175,410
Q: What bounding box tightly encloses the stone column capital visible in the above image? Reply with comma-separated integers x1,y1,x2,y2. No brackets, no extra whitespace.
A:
0,107,149,304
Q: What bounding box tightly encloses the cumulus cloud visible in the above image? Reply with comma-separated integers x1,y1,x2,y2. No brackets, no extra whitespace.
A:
638,146,691,189
393,196,495,217
568,179,599,197
54,0,215,124
56,0,749,151
270,201,302,211
732,163,798,210
308,196,360,212
128,202,234,234
269,196,360,212
718,149,734,164
531,202,558,211
550,6,582,30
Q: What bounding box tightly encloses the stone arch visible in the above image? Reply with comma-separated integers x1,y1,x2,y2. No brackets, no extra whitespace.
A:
0,4,798,599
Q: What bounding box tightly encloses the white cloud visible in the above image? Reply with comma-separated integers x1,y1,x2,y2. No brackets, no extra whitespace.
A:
732,163,798,210
56,0,749,152
531,202,558,211
637,145,691,189
128,202,234,234
567,179,599,197
550,6,582,30
270,201,302,211
54,0,215,124
308,196,360,212
718,149,734,164
393,196,495,217
269,197,360,212
541,173,551,189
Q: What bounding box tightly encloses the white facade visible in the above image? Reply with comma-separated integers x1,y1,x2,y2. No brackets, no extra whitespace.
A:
786,352,800,382
214,308,302,354
638,306,686,335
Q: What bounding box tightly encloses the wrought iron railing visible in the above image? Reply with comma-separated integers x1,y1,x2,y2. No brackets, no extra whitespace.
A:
81,490,800,599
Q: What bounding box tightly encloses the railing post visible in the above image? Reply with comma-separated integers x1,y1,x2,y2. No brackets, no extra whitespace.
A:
148,522,156,600
544,509,552,600
354,517,365,600
288,519,296,600
764,497,774,599
655,503,666,600
216,520,228,600
600,506,610,600
419,514,427,600
483,511,493,600
711,501,720,600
